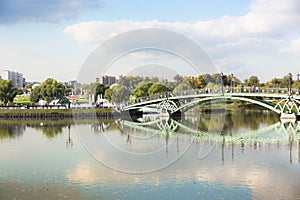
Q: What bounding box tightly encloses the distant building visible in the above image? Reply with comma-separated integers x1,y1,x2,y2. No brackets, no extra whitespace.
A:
68,80,80,95
97,75,116,86
68,80,78,88
1,70,24,88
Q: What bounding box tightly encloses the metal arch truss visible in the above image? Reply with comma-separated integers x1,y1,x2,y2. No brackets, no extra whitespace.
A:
157,99,178,113
156,119,178,133
275,97,300,114
275,121,300,135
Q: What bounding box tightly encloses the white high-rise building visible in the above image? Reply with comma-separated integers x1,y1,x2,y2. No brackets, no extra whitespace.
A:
1,70,24,88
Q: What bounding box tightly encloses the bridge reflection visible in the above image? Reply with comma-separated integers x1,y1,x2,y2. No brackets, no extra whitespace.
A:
116,113,300,164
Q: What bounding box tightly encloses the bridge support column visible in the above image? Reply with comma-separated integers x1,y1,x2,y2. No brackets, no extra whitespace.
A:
280,113,297,121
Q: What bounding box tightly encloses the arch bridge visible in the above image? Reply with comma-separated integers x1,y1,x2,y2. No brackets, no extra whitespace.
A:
119,87,300,118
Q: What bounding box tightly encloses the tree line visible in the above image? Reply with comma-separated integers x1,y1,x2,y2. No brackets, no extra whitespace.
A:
98,73,300,103
0,73,299,105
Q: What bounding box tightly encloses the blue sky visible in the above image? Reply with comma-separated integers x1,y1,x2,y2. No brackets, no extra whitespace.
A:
1,0,300,82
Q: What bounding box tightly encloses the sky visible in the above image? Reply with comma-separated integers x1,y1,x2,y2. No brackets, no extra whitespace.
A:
1,0,300,83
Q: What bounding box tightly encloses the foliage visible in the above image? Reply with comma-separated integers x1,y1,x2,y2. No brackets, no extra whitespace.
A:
117,75,159,89
104,87,113,102
244,76,260,86
24,83,33,94
30,85,41,103
148,83,168,95
173,83,191,93
226,74,241,86
104,84,131,103
133,81,153,98
30,78,71,103
88,82,109,101
264,75,293,88
292,81,300,89
202,74,214,84
173,74,184,84
0,78,21,105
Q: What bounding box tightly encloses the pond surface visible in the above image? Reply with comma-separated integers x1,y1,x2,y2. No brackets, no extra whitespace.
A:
0,109,300,199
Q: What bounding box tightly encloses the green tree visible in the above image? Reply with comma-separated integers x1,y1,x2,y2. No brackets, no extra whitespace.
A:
104,84,131,103
104,87,113,102
244,76,259,86
265,78,281,88
148,83,168,95
173,83,191,93
0,78,20,105
133,81,153,98
88,83,108,101
30,78,70,103
24,83,33,94
30,85,41,103
292,81,300,89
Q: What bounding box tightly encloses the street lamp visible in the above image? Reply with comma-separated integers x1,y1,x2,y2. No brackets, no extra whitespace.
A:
231,73,233,93
288,73,292,96
221,72,224,95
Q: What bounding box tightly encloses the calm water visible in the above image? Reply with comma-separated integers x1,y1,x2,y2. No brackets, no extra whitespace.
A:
0,109,300,200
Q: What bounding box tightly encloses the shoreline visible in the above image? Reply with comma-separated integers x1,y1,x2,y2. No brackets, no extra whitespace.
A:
0,108,118,120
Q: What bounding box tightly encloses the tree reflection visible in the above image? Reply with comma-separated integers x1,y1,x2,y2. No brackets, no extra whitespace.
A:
186,108,279,133
0,123,24,139
26,121,71,139
34,124,65,138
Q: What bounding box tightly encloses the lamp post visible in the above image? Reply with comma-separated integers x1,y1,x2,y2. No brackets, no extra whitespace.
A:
288,73,292,96
231,73,233,93
221,72,224,95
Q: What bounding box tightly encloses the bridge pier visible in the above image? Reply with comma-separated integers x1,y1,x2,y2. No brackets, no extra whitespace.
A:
120,109,143,121
170,110,183,120
280,113,297,121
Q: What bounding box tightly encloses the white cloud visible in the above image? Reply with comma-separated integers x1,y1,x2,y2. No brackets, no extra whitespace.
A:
63,0,300,82
64,0,300,44
280,38,300,54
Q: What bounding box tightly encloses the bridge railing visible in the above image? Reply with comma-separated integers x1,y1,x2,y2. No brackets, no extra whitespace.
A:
120,87,300,108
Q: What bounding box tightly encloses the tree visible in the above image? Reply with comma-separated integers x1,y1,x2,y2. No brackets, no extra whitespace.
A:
148,83,168,95
30,85,41,103
88,83,108,101
95,83,108,100
211,73,228,86
173,74,184,84
282,75,293,88
30,78,70,103
195,75,206,88
173,83,191,93
245,76,259,86
133,81,153,98
184,76,197,89
104,84,131,103
0,79,20,105
202,74,214,84
292,81,300,89
104,87,113,102
24,83,33,94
